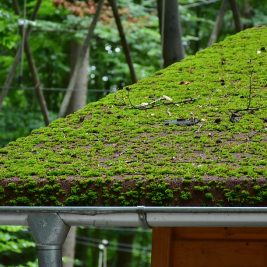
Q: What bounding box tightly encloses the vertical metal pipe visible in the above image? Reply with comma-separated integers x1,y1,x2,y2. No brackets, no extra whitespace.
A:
27,213,70,267
37,247,63,267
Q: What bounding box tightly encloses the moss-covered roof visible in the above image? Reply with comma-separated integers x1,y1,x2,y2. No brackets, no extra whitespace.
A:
0,27,267,206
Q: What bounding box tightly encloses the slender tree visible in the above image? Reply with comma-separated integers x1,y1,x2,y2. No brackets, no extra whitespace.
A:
229,0,242,32
63,227,77,267
208,0,242,46
59,0,104,117
208,0,228,46
65,41,89,115
157,0,184,67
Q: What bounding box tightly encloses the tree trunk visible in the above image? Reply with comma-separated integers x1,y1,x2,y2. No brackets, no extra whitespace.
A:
65,41,89,116
229,0,242,32
157,0,184,67
59,0,104,117
109,0,137,83
24,41,50,125
193,6,201,53
63,227,77,267
0,0,43,110
243,0,254,28
116,232,135,267
208,0,228,46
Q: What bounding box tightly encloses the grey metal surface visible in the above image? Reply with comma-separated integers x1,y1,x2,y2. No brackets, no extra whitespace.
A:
36,249,63,267
1,207,267,227
28,213,70,267
1,207,267,266
2,206,267,213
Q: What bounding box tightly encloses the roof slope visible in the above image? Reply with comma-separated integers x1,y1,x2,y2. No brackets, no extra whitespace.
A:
0,27,266,206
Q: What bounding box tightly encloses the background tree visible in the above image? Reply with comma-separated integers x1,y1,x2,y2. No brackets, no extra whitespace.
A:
157,0,184,67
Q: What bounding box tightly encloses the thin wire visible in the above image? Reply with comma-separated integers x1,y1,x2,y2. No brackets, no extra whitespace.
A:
76,240,151,254
0,86,113,93
76,235,151,251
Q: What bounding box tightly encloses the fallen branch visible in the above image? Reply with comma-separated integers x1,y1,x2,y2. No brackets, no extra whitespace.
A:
126,87,197,110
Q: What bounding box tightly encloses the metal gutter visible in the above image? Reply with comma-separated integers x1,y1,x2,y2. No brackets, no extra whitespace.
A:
1,206,267,227
2,206,267,267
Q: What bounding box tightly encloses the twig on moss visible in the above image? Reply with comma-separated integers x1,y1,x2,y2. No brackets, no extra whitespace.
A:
230,105,267,113
229,105,267,123
126,86,197,110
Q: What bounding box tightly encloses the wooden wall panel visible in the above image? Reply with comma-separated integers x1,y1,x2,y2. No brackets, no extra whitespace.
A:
174,227,267,240
174,240,267,267
151,227,267,267
151,228,172,267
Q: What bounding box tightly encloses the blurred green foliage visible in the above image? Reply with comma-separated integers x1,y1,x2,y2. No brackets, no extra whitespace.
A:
0,226,36,267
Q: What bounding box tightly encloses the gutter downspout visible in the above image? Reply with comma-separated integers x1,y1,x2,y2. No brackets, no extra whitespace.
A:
28,213,70,267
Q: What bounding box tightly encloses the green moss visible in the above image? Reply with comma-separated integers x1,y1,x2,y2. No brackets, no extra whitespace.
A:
205,192,214,201
180,191,192,201
194,185,210,192
0,27,266,206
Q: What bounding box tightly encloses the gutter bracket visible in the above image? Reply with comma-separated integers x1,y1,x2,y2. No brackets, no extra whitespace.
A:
137,206,151,229
27,213,70,267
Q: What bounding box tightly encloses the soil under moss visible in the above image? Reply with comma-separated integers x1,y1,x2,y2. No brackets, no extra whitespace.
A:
0,26,266,206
